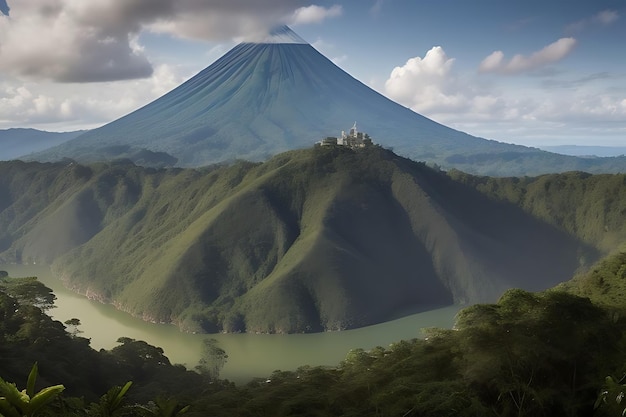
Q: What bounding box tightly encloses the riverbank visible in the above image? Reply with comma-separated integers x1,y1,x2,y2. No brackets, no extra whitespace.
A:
2,263,461,384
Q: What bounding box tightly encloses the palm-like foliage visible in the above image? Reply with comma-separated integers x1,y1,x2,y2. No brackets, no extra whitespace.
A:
87,381,133,417
136,396,190,417
0,362,64,417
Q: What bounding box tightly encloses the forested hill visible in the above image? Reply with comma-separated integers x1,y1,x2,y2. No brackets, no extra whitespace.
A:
0,146,623,333
448,169,626,253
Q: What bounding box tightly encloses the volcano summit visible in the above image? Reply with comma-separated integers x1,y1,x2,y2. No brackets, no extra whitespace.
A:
29,27,626,176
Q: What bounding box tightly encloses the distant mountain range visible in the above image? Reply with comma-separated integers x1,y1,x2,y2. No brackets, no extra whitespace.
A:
24,27,626,177
540,145,626,157
0,128,84,161
3,146,624,333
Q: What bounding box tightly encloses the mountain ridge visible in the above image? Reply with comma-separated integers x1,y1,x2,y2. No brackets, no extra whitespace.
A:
2,146,618,333
0,128,85,161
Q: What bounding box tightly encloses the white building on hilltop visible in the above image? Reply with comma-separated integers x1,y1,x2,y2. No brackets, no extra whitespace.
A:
319,122,373,148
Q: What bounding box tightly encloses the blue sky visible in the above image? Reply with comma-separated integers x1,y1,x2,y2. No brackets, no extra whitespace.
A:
0,0,624,148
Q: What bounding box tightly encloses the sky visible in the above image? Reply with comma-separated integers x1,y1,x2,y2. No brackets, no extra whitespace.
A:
0,0,624,148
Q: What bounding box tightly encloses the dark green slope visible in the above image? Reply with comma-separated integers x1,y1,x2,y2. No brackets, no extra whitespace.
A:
0,147,604,332
449,170,626,252
557,247,626,310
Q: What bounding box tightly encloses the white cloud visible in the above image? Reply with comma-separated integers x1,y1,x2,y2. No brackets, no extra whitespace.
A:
289,5,342,25
0,0,156,82
594,10,619,25
382,46,626,146
0,84,74,126
149,2,296,43
0,0,316,83
0,62,191,130
383,46,527,125
150,64,186,97
566,9,619,33
438,89,626,147
384,46,467,114
150,3,341,42
478,51,505,73
479,38,577,74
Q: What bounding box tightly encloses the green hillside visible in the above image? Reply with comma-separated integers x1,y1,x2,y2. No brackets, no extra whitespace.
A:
0,146,621,333
449,170,626,252
556,246,626,310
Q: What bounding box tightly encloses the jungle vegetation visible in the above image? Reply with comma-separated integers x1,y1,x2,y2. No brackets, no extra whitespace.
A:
3,257,626,416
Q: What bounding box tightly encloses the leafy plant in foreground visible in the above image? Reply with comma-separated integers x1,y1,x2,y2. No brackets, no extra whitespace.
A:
595,375,626,417
0,362,64,417
87,381,133,417
135,396,190,417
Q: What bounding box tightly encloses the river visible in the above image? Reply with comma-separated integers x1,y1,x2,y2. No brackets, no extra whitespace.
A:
1,264,461,383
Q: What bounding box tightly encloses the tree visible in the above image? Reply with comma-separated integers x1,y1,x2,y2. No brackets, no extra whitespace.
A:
195,338,228,380
110,338,171,380
456,289,620,417
64,318,83,338
0,277,56,311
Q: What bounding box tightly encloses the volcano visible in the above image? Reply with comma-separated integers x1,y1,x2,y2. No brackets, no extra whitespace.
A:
29,27,623,175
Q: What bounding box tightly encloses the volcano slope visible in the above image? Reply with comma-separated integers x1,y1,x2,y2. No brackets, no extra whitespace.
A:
27,27,626,176
0,146,612,333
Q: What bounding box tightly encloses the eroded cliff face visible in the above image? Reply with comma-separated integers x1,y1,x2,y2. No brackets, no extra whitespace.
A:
0,147,604,333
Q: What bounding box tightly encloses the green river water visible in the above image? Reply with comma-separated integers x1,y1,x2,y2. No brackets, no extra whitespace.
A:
2,264,461,383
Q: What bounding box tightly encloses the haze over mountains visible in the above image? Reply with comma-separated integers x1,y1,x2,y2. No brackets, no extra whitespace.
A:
0,129,84,161
540,145,626,158
26,27,626,177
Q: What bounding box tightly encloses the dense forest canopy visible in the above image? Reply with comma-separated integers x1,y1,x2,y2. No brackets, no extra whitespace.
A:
3,257,626,416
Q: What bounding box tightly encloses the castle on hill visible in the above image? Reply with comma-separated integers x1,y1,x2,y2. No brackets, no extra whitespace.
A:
318,122,374,149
